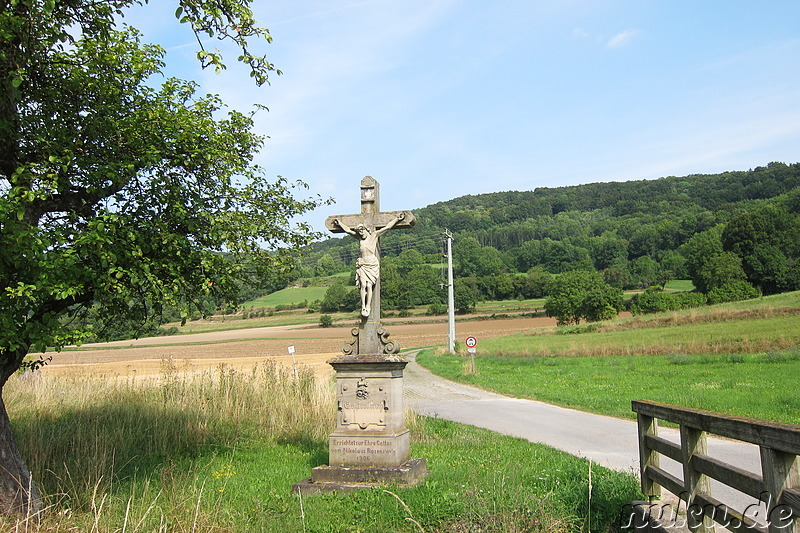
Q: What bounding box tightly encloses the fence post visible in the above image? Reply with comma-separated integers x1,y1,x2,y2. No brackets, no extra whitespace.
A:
681,425,714,533
760,448,799,533
638,412,661,500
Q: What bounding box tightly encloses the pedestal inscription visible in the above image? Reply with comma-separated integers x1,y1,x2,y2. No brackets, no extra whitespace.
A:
329,431,410,466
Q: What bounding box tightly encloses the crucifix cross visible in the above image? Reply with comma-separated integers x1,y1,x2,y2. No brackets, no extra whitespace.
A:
325,176,415,356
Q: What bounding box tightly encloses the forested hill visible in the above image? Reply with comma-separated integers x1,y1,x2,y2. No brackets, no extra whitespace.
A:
304,162,800,281
419,161,800,231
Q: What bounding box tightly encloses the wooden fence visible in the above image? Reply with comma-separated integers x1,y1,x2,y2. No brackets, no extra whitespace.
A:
632,400,800,533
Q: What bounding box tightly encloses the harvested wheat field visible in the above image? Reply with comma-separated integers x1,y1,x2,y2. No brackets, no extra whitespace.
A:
44,317,555,379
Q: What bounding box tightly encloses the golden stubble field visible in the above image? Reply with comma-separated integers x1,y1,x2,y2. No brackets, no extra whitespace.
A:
44,317,555,380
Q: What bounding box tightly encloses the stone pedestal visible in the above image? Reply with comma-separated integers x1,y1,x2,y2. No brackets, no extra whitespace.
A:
292,355,428,494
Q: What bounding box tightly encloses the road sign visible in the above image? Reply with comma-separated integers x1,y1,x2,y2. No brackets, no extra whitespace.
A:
467,347,477,354
465,336,477,348
288,346,298,380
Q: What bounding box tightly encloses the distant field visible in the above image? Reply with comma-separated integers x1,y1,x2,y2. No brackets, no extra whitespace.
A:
479,312,800,357
474,298,546,314
665,279,695,291
244,286,327,308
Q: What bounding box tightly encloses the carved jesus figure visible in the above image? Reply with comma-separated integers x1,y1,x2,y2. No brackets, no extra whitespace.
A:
333,212,405,317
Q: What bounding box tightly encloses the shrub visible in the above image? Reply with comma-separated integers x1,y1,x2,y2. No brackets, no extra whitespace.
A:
426,302,447,315
319,314,333,328
629,288,708,315
672,291,707,309
706,281,760,304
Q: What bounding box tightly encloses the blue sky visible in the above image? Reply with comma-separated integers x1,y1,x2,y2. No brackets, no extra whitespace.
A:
126,1,800,233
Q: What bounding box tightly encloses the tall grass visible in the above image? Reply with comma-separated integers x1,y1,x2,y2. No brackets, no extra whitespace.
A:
3,362,334,531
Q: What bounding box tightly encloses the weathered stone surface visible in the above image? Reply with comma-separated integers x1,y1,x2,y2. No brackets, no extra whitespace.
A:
331,359,407,433
291,459,428,495
328,430,410,467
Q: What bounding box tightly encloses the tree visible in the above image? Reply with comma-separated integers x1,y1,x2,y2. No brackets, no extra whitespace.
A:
544,270,623,326
0,0,324,513
454,277,480,314
396,249,425,274
538,238,593,273
590,232,628,270
516,267,550,299
314,253,341,277
405,265,443,306
453,236,483,276
698,252,748,292
629,256,663,289
681,226,725,293
320,283,349,313
380,263,412,310
721,206,800,294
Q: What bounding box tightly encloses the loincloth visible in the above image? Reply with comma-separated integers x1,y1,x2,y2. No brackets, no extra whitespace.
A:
355,257,379,288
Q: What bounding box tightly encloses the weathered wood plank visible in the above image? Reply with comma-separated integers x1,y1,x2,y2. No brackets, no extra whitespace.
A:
645,433,682,463
780,487,800,516
694,493,767,533
646,464,684,498
632,400,800,455
682,425,712,532
692,453,764,500
639,413,662,498
761,448,799,533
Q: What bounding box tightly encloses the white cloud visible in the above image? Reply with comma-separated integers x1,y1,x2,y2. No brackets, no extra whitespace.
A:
606,29,640,48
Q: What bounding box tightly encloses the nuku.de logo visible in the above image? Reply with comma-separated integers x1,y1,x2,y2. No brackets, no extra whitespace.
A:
622,491,795,530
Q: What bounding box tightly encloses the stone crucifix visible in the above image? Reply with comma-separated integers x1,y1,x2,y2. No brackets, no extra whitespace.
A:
325,176,415,356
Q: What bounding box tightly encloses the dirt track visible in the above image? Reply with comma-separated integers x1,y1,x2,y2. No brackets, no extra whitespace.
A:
45,317,556,379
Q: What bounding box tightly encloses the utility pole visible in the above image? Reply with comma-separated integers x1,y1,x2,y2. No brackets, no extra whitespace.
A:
443,229,456,354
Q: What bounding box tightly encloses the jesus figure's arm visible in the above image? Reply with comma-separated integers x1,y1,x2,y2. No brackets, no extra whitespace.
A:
374,212,405,237
333,218,358,237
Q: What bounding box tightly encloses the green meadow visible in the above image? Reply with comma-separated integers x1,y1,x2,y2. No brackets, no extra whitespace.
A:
245,286,329,308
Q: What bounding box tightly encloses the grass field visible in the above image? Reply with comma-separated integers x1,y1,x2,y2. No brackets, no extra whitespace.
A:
664,279,695,291
5,365,641,532
244,286,328,308
418,291,800,425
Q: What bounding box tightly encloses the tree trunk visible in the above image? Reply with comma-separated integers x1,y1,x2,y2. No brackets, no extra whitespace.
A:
0,385,41,515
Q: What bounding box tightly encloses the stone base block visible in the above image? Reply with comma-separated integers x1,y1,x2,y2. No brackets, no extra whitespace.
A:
292,458,428,495
329,430,410,467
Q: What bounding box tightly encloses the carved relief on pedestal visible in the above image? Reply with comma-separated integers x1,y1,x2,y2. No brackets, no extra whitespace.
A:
337,377,390,431
341,327,399,356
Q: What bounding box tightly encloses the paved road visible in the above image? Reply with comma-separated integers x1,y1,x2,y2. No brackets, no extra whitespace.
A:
401,350,768,522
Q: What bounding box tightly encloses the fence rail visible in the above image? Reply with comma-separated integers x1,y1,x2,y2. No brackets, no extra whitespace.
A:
632,400,800,533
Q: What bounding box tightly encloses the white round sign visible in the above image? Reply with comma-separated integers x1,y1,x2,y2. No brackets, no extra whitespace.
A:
465,336,477,348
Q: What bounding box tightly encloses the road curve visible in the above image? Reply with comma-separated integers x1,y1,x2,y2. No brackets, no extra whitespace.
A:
402,349,766,519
